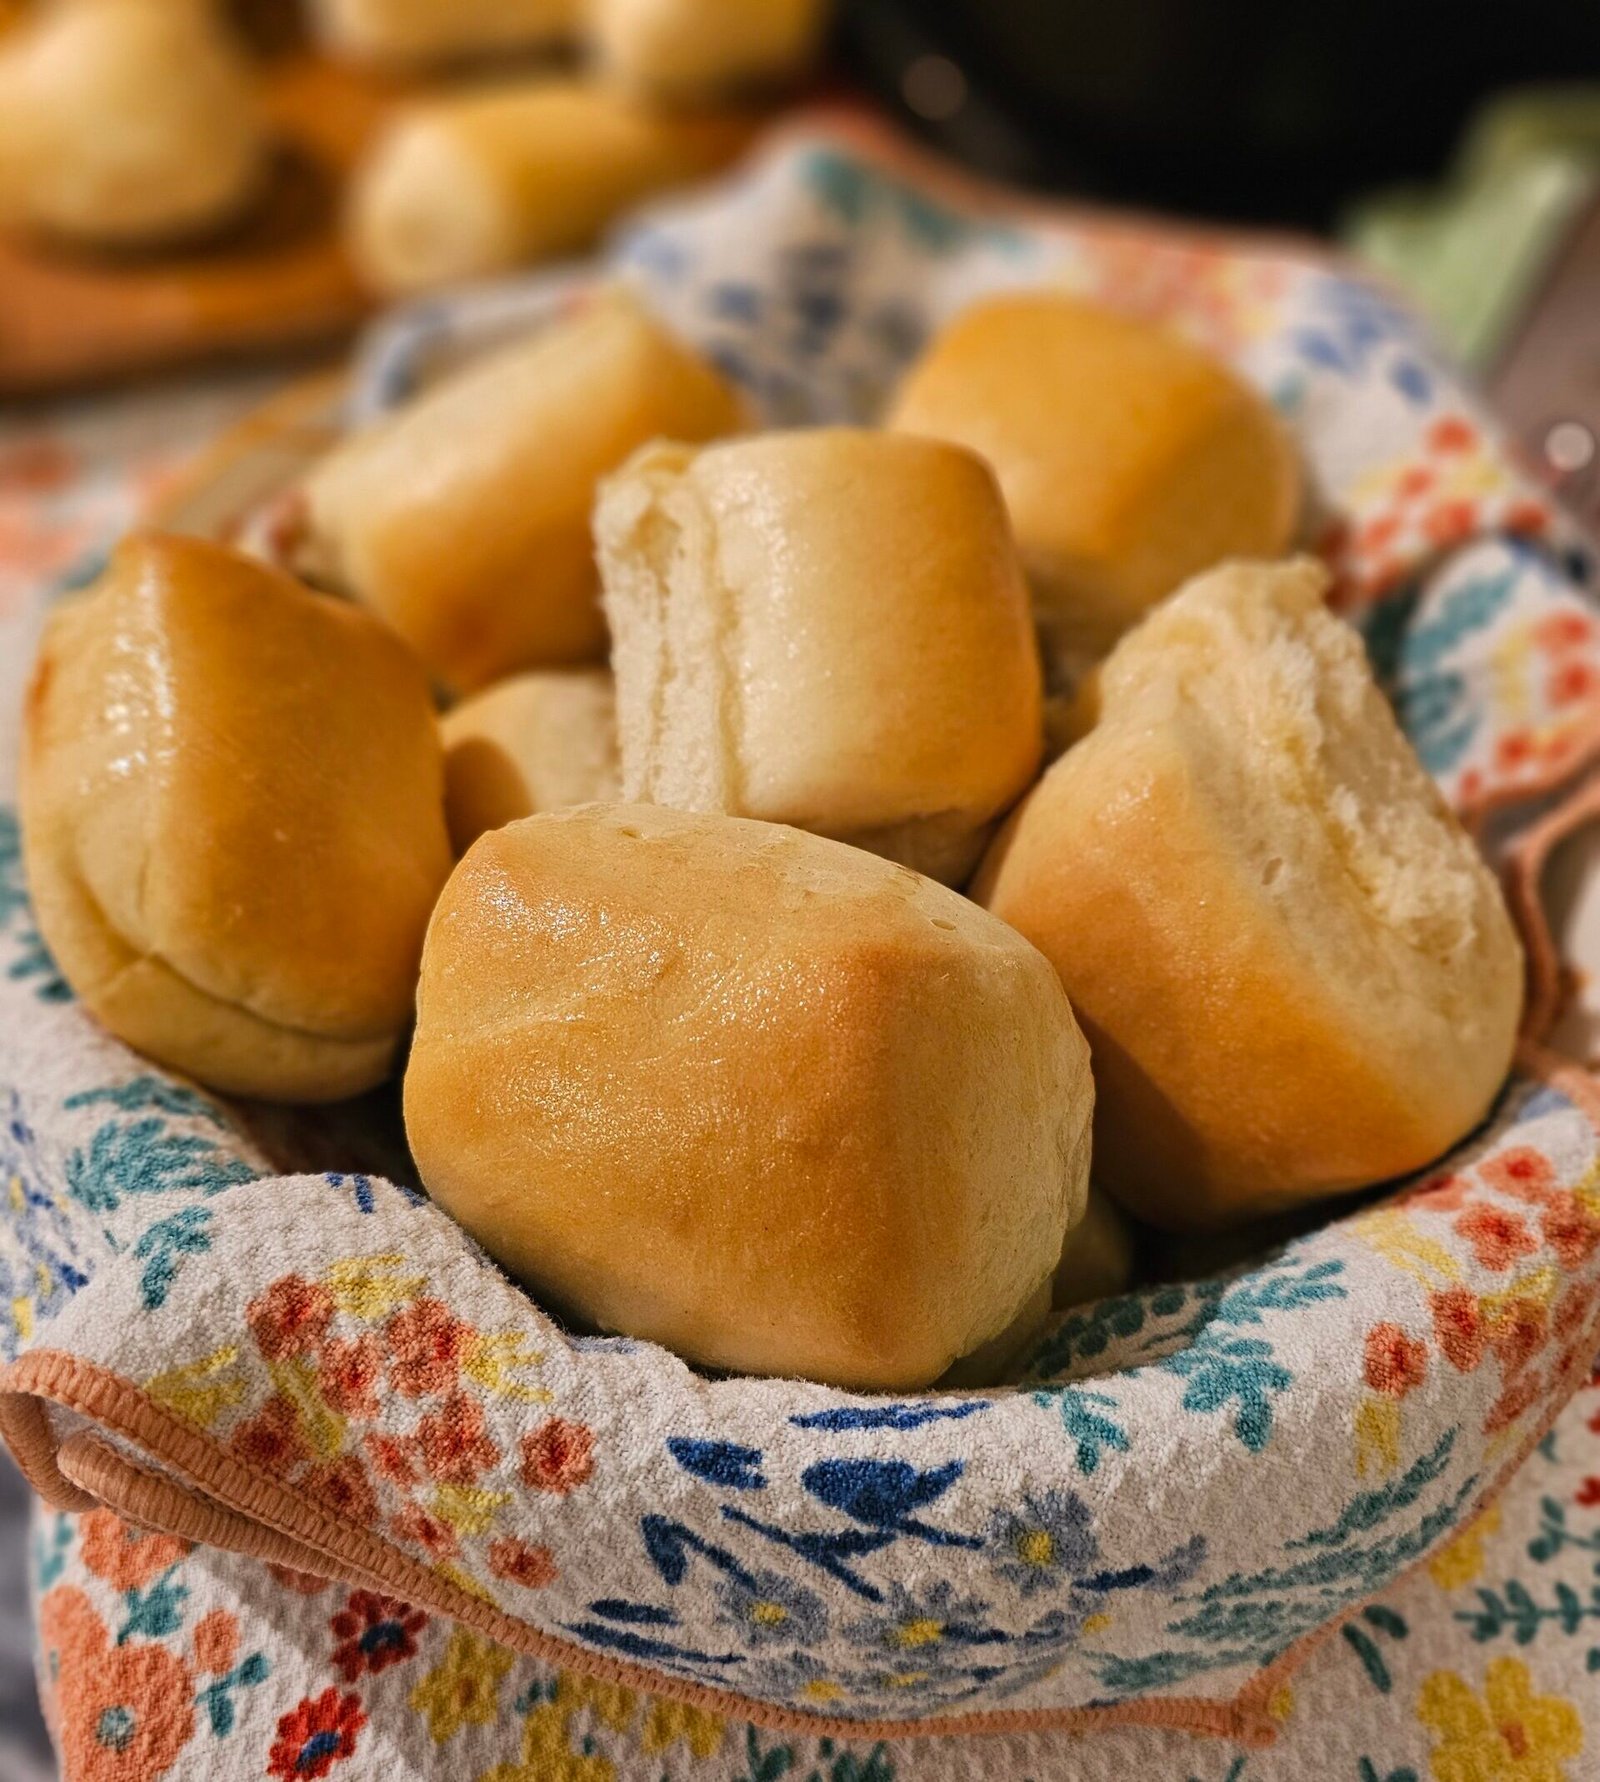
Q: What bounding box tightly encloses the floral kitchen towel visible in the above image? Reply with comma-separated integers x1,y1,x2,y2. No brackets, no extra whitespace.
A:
3,118,1600,1764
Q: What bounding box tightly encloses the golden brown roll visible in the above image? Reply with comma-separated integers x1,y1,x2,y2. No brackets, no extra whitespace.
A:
295,288,747,694
975,558,1522,1232
405,803,1093,1389
0,0,266,248
589,0,826,98
595,428,1044,885
888,292,1302,663
310,0,578,66
348,79,752,296
440,668,618,853
21,532,451,1102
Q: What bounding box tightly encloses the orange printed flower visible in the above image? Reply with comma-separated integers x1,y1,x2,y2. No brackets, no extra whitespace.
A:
520,1417,595,1494
1455,1205,1537,1271
1364,1323,1428,1397
488,1537,558,1589
1427,415,1477,454
330,1591,428,1682
1423,500,1478,548
1484,1367,1543,1436
365,1432,421,1486
1495,731,1536,773
193,1610,239,1677
1485,1299,1548,1376
417,1389,500,1485
80,1510,189,1592
302,1454,378,1525
1431,1287,1486,1372
232,1395,310,1474
1480,1148,1557,1206
386,1298,473,1398
392,1502,460,1561
268,1688,366,1780
1534,610,1594,654
1540,1199,1600,1269
1549,659,1600,708
38,1586,196,1782
1411,1171,1472,1212
319,1334,384,1419
1554,1281,1599,1343
248,1276,335,1360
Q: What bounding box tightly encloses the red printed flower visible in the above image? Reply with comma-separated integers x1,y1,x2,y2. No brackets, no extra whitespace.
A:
232,1395,309,1475
391,1503,460,1561
1431,1287,1486,1372
417,1390,500,1485
80,1510,189,1592
386,1298,473,1398
364,1432,421,1487
319,1334,384,1419
520,1417,595,1495
488,1538,557,1589
329,1591,427,1682
248,1276,335,1361
1540,1199,1600,1269
1423,500,1478,548
1495,731,1536,773
1549,659,1600,708
301,1455,378,1526
1555,1281,1599,1342
1484,1368,1543,1436
1480,1147,1557,1205
268,1689,366,1780
1428,415,1477,454
1576,1477,1600,1507
1534,609,1594,654
1485,1298,1548,1376
1395,464,1435,502
1409,1171,1472,1212
1363,1323,1428,1397
1455,1205,1537,1271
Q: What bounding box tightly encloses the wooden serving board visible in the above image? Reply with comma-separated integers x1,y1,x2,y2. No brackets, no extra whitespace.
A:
0,53,397,398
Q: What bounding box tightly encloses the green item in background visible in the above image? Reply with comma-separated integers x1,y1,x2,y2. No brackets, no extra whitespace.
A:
1345,87,1600,370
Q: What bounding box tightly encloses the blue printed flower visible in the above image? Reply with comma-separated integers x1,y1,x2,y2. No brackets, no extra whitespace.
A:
712,1567,828,1649
842,1580,1005,1677
987,1490,1097,1597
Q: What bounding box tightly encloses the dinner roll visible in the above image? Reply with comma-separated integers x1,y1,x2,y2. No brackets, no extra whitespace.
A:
888,293,1301,662
21,533,451,1102
595,429,1044,885
405,804,1093,1389
310,0,577,66
440,669,618,853
590,0,826,99
975,558,1522,1231
0,0,266,248
295,289,746,693
1051,1186,1136,1310
349,79,751,296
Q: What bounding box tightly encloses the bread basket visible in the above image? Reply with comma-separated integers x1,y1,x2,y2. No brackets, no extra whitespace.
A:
4,118,1600,1747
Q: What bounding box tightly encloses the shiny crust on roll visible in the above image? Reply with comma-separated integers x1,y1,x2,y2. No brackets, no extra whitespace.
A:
976,558,1523,1231
20,532,451,1102
405,803,1092,1390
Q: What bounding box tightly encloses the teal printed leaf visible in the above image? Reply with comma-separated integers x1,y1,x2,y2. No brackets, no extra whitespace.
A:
65,1116,254,1215
66,1076,229,1128
117,1566,187,1643
1036,1388,1130,1474
1287,1433,1457,1549
1342,1623,1392,1691
133,1207,213,1309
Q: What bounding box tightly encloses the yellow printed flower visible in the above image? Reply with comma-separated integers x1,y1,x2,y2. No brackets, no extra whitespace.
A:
481,1702,614,1782
1427,1503,1504,1591
642,1698,724,1758
409,1628,515,1742
1418,1657,1583,1782
557,1672,637,1734
1355,1395,1403,1479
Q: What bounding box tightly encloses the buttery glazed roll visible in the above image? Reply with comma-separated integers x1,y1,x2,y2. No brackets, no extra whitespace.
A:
310,0,577,66
440,668,618,853
0,0,266,247
21,533,451,1102
888,292,1301,661
596,429,1044,884
405,804,1092,1389
590,0,825,98
349,79,751,296
296,289,746,693
975,558,1523,1231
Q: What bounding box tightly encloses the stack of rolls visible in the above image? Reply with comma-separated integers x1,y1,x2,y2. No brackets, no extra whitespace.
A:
18,280,1525,1392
